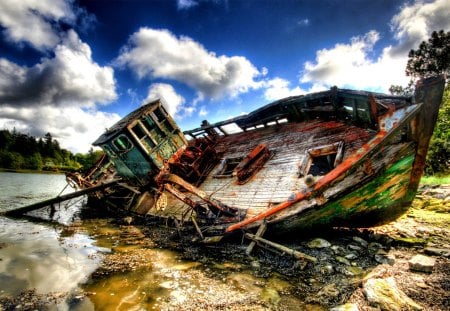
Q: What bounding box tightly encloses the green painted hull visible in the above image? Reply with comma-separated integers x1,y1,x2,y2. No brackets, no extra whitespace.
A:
273,152,417,234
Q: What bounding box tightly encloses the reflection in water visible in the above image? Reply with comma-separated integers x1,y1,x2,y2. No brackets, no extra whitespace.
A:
0,172,307,310
0,219,105,296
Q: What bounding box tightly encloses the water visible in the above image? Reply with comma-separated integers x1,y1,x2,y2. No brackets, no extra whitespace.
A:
0,172,317,310
0,172,105,307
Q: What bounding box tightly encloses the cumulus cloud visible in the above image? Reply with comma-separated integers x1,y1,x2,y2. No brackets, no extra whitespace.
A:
0,30,118,152
263,78,307,101
177,0,199,10
0,0,77,50
0,106,121,153
299,0,450,92
390,0,450,57
142,83,187,118
116,28,264,101
0,30,117,108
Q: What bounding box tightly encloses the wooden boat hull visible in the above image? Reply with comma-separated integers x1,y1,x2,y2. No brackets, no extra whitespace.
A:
63,75,445,241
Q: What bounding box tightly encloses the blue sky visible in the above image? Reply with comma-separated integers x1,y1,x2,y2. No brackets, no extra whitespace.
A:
0,0,449,153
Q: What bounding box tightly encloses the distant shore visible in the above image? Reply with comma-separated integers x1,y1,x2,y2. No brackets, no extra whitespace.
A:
0,168,65,175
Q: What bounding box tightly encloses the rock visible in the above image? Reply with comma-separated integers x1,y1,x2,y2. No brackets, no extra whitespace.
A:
352,236,368,247
374,249,395,265
331,245,346,255
344,266,364,276
330,303,359,311
424,247,450,258
335,256,351,266
347,244,363,252
364,277,423,310
315,263,334,274
368,242,383,254
408,254,435,273
307,238,331,248
345,253,358,260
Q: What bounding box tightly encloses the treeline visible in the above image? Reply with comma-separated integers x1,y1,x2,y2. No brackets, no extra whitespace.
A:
0,129,102,172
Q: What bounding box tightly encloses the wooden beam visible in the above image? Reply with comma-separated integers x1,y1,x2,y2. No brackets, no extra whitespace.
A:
2,180,119,217
245,233,317,262
245,222,267,255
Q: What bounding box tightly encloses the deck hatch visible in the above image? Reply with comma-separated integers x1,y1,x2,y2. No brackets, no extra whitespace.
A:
213,157,244,178
299,141,345,177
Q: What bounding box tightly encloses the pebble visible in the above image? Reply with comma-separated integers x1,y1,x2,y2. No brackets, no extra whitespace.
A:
330,303,359,311
374,249,395,265
347,244,363,252
408,254,435,273
335,256,351,266
352,236,368,247
364,277,423,311
424,247,450,257
307,238,331,248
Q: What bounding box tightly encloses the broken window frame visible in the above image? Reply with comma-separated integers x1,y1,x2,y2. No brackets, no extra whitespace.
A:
213,156,244,178
298,141,345,177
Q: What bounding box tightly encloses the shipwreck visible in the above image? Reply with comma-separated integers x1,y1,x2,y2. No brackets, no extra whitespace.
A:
6,75,445,258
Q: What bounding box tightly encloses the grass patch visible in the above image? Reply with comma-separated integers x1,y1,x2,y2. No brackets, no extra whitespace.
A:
420,174,450,185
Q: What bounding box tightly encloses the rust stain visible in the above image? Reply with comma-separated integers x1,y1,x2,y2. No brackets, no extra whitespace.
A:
225,130,388,233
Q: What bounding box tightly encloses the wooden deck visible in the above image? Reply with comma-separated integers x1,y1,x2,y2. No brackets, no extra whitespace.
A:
147,119,375,220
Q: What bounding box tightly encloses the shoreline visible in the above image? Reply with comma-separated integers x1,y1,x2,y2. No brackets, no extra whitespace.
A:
0,168,65,175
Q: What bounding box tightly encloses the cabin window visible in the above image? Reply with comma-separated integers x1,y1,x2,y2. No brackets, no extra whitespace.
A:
213,157,243,178
154,107,175,134
355,100,371,124
154,107,166,122
298,141,344,177
131,123,156,150
143,115,165,142
113,135,133,152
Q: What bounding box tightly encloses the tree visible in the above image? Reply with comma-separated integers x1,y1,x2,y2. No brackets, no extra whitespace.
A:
406,30,450,79
405,30,450,175
425,85,450,175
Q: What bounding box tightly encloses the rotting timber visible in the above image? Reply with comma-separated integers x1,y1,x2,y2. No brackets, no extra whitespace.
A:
52,76,446,257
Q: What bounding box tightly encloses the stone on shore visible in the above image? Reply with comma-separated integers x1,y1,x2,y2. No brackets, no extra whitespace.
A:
408,254,435,273
363,277,422,311
307,238,331,248
424,247,450,257
330,303,359,311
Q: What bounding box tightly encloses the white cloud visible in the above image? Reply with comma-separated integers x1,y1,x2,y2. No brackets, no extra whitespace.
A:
142,83,187,118
0,30,117,108
0,0,75,50
297,19,310,27
0,106,121,153
390,0,450,56
199,106,208,117
263,77,307,101
299,0,450,92
177,0,199,10
0,30,118,153
116,28,264,100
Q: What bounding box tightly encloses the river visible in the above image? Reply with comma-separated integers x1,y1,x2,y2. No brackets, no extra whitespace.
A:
1,172,446,310
0,172,295,310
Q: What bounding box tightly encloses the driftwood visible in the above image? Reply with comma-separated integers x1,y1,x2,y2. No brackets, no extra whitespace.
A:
245,232,317,262
2,179,119,217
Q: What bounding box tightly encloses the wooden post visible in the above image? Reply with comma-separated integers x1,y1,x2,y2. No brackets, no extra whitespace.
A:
245,222,267,255
245,233,317,262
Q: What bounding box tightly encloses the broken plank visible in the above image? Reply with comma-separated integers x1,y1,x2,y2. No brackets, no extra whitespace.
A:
245,232,317,262
2,179,120,217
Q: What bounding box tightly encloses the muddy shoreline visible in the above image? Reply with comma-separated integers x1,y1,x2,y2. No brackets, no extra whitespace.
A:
1,185,449,310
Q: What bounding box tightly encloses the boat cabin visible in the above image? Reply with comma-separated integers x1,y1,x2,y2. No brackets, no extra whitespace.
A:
92,100,187,185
